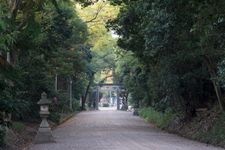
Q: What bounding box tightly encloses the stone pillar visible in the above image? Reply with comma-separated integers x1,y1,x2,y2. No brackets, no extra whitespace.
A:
109,90,112,105
6,52,10,63
117,88,120,110
34,92,55,144
96,86,99,110
69,79,73,110
55,74,58,92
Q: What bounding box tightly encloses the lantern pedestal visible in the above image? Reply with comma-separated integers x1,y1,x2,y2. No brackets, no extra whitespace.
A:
35,128,54,144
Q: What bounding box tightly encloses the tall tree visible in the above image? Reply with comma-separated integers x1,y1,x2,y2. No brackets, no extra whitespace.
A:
109,0,225,113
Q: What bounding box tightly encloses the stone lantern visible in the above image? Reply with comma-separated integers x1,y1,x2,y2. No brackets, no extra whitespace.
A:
34,92,55,144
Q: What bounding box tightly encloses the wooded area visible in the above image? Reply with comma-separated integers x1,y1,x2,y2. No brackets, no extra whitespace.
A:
1,0,225,149
110,0,225,113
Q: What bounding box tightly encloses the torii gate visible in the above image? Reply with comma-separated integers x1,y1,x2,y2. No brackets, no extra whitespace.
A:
93,83,124,110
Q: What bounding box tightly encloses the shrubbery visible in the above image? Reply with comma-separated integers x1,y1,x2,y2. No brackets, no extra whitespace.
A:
12,122,25,133
73,100,81,111
49,112,61,124
0,0,91,124
195,113,225,146
49,96,81,124
139,107,175,129
0,125,5,146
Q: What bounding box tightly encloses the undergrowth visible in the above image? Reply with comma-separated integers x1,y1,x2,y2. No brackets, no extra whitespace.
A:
12,122,25,133
194,112,225,146
139,107,175,129
140,107,225,148
0,125,5,146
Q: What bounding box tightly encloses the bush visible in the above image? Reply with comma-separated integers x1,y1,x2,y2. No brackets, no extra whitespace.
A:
0,125,5,146
72,99,81,111
49,112,61,124
195,113,225,146
139,107,175,129
56,92,81,113
11,122,25,133
56,91,71,113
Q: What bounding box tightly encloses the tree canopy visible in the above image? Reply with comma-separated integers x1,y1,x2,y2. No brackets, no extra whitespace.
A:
2,0,225,129
0,0,92,118
77,0,119,83
109,0,225,114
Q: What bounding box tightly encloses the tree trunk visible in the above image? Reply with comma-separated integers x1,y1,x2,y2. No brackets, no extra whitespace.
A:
81,74,94,110
81,96,86,110
203,56,225,111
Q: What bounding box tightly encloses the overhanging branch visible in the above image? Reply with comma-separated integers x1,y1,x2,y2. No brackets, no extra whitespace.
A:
85,2,107,23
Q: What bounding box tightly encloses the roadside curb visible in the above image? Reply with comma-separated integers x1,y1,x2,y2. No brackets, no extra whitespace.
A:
52,111,80,129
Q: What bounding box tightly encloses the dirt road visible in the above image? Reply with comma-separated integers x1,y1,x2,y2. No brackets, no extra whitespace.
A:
30,108,224,150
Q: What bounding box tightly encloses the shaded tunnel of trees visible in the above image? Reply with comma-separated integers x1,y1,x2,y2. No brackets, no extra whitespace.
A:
1,0,225,147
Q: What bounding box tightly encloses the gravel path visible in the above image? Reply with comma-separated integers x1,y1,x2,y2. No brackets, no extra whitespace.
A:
30,108,224,150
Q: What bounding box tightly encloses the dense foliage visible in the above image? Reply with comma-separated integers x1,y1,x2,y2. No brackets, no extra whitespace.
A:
109,0,225,115
77,1,119,83
0,125,5,146
76,1,120,109
0,0,92,122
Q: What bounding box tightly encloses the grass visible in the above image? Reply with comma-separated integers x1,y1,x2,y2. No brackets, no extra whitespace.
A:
139,107,175,129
